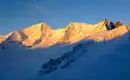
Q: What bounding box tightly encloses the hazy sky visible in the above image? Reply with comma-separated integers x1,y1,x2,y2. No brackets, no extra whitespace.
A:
0,0,130,35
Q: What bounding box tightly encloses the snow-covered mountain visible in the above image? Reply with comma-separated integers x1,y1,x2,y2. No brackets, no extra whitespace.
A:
0,19,129,48
0,19,130,80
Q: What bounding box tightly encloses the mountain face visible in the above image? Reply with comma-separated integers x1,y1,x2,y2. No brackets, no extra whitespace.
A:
0,19,129,48
0,19,130,80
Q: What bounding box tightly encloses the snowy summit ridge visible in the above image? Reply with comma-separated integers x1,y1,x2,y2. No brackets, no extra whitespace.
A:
0,19,129,48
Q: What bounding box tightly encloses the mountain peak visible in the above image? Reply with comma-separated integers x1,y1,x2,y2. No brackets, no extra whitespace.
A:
115,20,123,27
41,22,53,31
0,19,129,48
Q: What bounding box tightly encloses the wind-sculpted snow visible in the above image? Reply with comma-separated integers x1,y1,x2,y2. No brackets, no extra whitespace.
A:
38,40,94,75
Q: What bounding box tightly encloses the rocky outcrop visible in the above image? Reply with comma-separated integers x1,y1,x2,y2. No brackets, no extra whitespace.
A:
38,40,94,75
115,21,123,28
88,24,128,41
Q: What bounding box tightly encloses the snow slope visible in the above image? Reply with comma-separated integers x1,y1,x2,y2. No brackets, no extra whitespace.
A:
37,32,130,80
0,35,74,80
1,31,129,80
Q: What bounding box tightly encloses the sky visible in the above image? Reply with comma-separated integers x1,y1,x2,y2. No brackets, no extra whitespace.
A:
0,0,130,35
